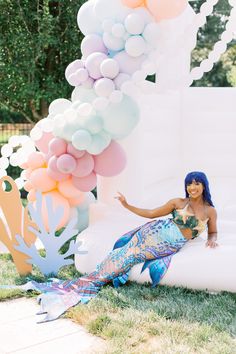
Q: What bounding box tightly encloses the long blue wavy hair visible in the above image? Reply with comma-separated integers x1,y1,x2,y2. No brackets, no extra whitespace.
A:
184,171,214,207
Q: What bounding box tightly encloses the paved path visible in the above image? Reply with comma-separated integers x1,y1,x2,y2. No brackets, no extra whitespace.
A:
0,298,107,354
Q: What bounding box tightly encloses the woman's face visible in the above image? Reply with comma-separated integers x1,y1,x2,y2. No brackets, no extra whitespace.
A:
186,180,204,199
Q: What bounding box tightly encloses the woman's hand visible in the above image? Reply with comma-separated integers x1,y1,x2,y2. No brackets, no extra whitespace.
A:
205,239,218,248
114,192,128,207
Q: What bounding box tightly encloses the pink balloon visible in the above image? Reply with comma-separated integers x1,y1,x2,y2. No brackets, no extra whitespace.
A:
56,154,77,174
72,172,97,192
34,132,54,154
27,152,45,170
49,138,67,156
67,143,85,159
47,156,69,181
27,189,36,202
58,178,83,198
146,0,188,22
30,168,57,192
24,181,33,192
72,153,94,178
122,0,144,7
39,191,70,231
25,168,33,179
93,141,126,177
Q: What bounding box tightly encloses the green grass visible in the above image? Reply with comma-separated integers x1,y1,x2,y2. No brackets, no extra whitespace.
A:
0,254,235,354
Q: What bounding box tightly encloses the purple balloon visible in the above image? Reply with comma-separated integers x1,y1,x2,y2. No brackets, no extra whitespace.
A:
85,52,108,80
65,59,85,86
81,34,108,58
114,51,146,75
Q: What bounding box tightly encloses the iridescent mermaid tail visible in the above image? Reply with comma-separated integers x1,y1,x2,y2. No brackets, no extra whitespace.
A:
0,218,187,322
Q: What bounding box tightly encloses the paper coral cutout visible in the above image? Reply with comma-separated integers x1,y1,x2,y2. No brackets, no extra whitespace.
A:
14,192,87,276
0,176,36,275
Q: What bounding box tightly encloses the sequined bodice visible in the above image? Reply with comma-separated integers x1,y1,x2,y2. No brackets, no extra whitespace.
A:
171,203,208,239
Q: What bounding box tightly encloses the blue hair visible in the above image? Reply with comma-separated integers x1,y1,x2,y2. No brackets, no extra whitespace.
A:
184,171,214,207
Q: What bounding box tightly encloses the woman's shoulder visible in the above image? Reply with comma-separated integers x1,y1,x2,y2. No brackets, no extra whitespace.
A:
168,197,188,209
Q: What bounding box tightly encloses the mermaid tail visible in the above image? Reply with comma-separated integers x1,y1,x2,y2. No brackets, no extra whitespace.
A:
0,218,187,322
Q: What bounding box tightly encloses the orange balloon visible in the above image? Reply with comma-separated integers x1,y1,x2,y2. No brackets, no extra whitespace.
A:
27,189,36,202
122,0,144,7
58,178,83,199
146,0,188,22
30,168,57,193
39,191,70,231
68,194,85,207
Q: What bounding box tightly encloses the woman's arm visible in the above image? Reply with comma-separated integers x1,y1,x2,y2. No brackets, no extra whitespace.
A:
206,207,218,248
115,192,177,219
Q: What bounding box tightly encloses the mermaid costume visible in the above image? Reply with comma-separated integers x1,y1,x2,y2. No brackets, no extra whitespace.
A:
1,201,208,322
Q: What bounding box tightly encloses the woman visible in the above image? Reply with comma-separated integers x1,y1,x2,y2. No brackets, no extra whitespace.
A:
5,171,218,322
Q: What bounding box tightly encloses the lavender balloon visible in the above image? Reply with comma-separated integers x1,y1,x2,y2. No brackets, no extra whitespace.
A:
81,34,108,59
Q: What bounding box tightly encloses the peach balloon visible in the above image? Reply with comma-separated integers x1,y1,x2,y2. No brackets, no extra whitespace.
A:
68,194,85,207
24,181,33,192
122,0,144,7
146,0,188,22
30,168,57,192
39,191,70,230
27,189,36,202
58,178,83,198
27,152,45,170
25,168,33,179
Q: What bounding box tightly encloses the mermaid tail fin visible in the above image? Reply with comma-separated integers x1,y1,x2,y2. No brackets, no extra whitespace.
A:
141,255,173,287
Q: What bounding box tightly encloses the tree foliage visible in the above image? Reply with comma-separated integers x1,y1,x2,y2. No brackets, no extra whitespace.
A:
0,0,86,122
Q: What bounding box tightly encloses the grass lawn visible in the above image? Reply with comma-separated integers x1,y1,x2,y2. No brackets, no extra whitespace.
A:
0,254,235,354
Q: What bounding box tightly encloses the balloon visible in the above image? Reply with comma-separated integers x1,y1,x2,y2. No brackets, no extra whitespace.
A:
109,90,123,103
67,143,85,159
49,98,72,116
47,156,69,181
0,157,9,170
1,144,13,157
125,36,146,57
80,115,103,134
100,58,120,79
94,78,115,97
77,0,103,35
72,129,92,150
86,132,111,155
112,23,126,38
49,137,67,156
34,132,54,154
82,77,95,89
72,172,97,192
85,52,107,80
114,51,146,75
103,32,125,52
92,97,109,111
124,13,145,35
81,34,108,58
68,194,85,207
77,103,93,117
114,73,131,89
27,189,36,202
58,178,83,198
27,152,45,170
101,95,139,139
71,86,97,103
23,181,33,192
94,0,131,22
24,168,33,179
72,153,94,177
121,0,144,7
39,191,71,231
146,0,188,22
56,154,77,174
93,141,126,176
30,168,57,192
65,60,85,86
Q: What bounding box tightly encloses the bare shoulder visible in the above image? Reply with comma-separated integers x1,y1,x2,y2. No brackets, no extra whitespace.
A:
206,205,217,218
168,198,188,209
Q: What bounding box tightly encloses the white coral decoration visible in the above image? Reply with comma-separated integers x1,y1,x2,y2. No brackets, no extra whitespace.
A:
14,192,87,276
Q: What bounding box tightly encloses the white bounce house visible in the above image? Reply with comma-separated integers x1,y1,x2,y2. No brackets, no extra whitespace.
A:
76,86,236,293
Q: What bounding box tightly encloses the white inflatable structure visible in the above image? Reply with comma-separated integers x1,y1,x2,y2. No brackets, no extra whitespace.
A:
75,86,236,293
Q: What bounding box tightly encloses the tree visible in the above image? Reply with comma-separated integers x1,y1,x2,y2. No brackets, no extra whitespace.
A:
190,0,236,87
0,0,86,122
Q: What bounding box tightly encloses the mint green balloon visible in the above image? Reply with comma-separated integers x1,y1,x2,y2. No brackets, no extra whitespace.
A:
101,95,139,139
87,131,111,155
81,115,104,134
71,86,96,103
72,129,92,150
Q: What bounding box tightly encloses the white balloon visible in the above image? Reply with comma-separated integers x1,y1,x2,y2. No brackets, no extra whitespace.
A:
0,157,9,170
124,13,145,35
49,98,72,115
142,60,156,75
92,97,109,111
100,58,119,79
114,73,131,89
15,177,24,190
94,0,131,22
41,118,54,132
200,59,214,73
102,19,115,32
94,78,115,97
112,23,126,38
191,67,203,80
82,77,95,89
9,153,20,167
1,144,13,158
30,127,43,141
143,23,161,47
125,36,146,57
77,0,102,35
213,41,227,55
8,135,21,148
103,32,125,52
109,90,123,103
114,51,146,75
77,103,93,116
0,169,7,178
134,7,154,24
132,70,147,83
